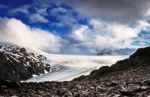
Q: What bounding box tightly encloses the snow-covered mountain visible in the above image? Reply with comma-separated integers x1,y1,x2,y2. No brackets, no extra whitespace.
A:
0,42,128,82
0,42,60,81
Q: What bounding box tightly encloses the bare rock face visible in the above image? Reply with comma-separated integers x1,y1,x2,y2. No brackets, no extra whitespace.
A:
0,43,51,81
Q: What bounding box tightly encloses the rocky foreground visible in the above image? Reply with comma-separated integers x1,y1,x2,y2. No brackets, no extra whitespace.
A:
0,65,150,97
0,46,150,97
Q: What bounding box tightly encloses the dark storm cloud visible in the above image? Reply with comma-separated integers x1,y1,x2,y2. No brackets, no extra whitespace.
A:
65,0,150,23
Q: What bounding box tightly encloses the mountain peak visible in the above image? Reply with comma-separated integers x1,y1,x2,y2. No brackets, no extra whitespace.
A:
0,42,57,81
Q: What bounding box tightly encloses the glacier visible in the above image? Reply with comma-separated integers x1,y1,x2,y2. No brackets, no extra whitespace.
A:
26,54,128,82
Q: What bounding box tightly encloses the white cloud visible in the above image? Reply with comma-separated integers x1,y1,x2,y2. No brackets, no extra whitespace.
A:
35,7,48,16
0,18,61,53
29,13,49,23
137,20,150,31
10,5,30,14
50,7,68,15
67,18,149,54
0,18,149,55
49,7,78,27
70,25,88,41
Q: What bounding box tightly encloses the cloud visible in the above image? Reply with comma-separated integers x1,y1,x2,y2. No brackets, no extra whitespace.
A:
49,7,78,27
1,0,150,55
0,4,8,8
35,7,48,16
0,18,61,53
10,5,30,14
29,13,49,23
65,0,150,23
9,5,49,23
131,20,150,48
64,18,150,54
70,25,88,41
0,18,149,55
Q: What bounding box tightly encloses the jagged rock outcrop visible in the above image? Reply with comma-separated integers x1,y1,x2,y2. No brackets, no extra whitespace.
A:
0,43,52,81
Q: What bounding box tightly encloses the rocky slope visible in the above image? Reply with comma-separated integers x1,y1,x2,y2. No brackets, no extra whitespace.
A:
0,46,150,97
0,43,58,81
0,70,150,97
74,46,150,81
0,66,150,97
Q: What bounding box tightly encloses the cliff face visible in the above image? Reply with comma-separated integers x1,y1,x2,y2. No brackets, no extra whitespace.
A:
0,43,52,81
74,46,150,81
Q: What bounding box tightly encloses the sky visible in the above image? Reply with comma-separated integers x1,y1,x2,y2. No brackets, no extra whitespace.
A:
0,0,150,55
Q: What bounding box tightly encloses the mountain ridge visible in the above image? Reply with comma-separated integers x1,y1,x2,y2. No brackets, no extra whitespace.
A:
0,42,58,81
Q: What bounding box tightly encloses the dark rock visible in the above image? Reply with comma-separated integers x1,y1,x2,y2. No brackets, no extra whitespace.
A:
45,64,51,72
107,81,119,87
130,46,150,60
0,79,20,89
120,91,135,96
143,80,150,86
0,43,52,81
20,48,26,53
